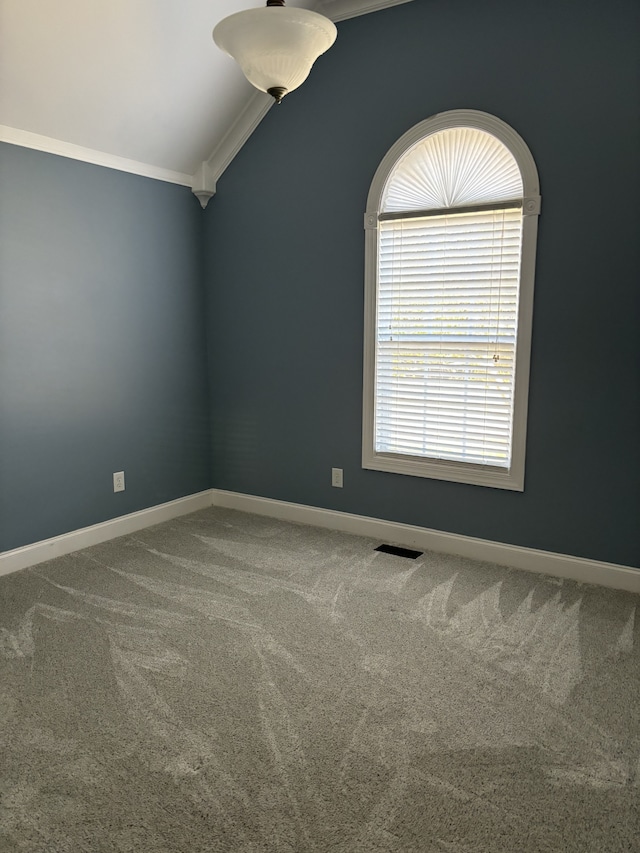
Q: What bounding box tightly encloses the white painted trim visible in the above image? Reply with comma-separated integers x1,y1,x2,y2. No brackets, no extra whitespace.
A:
4,486,636,593
317,0,415,22
206,90,273,187
210,490,640,593
191,161,217,209
0,126,193,187
0,491,214,578
365,110,540,207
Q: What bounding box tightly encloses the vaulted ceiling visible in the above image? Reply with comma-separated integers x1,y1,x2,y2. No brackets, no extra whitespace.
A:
0,0,413,195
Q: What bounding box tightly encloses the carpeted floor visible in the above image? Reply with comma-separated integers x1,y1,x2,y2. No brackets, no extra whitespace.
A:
1,507,638,852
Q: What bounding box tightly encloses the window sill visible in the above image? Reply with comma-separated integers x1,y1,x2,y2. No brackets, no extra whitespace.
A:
362,449,524,491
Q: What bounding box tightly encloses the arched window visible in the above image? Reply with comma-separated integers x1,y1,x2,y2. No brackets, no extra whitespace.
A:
362,110,541,490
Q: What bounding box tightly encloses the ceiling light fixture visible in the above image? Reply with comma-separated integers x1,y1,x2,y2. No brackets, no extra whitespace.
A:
213,0,337,104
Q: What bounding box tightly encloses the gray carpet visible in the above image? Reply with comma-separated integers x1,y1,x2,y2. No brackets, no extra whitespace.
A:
1,507,638,852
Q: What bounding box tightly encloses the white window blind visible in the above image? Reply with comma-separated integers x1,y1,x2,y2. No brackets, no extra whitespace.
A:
382,127,523,213
376,206,523,468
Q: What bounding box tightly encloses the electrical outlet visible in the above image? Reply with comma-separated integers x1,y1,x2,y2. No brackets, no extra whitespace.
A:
113,471,125,493
331,467,343,488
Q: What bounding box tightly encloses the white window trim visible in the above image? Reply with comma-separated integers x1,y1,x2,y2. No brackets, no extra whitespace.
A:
362,110,541,491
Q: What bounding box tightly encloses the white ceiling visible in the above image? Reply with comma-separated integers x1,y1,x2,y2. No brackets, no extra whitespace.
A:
0,1,413,188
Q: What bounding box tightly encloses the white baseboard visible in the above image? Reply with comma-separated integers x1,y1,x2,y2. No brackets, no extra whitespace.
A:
211,490,640,594
0,491,214,578
3,488,638,593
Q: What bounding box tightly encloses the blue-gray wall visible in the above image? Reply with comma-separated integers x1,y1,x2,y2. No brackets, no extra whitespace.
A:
0,144,210,552
203,0,640,567
2,0,638,567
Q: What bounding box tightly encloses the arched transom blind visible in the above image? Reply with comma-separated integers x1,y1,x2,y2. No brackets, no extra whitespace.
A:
381,127,523,212
375,128,524,469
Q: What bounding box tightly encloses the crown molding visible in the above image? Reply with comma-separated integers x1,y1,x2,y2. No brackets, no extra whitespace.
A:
1,0,416,198
317,0,415,23
0,126,193,187
205,90,273,191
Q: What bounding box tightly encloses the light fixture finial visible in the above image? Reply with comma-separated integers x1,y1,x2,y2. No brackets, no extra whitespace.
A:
267,86,287,104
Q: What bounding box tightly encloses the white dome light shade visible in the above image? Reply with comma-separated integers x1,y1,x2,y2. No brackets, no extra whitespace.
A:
213,5,337,102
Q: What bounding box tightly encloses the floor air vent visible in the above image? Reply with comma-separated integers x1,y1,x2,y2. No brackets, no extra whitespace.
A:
375,544,423,560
